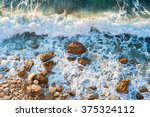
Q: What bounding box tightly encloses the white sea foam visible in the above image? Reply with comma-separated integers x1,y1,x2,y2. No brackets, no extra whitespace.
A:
0,11,150,100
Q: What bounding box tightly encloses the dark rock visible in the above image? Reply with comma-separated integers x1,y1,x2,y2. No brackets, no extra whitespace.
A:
66,41,86,55
145,37,150,44
90,26,99,33
88,86,97,90
104,34,113,39
136,93,144,100
138,87,148,93
32,44,39,49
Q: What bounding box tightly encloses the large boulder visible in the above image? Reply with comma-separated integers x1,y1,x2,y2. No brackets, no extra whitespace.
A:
66,42,86,55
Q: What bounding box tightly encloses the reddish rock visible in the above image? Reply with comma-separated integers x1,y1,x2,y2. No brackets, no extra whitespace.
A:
138,87,148,93
27,84,41,92
119,57,128,64
116,79,129,93
78,58,91,66
43,60,55,72
39,52,54,62
66,42,86,54
56,87,63,93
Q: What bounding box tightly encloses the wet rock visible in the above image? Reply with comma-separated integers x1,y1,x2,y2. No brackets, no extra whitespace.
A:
17,70,28,78
138,87,148,93
22,59,34,72
67,90,76,96
66,42,86,54
88,86,97,90
136,93,144,100
49,86,56,94
56,87,63,93
32,44,39,49
34,73,48,85
0,74,3,80
27,84,41,92
67,57,76,61
116,79,130,93
39,94,46,100
119,57,128,64
78,58,91,66
45,93,55,100
43,60,55,73
39,52,54,62
88,94,99,100
28,73,36,83
90,26,99,33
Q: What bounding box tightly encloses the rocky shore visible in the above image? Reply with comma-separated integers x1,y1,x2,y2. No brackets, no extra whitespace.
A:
0,30,150,100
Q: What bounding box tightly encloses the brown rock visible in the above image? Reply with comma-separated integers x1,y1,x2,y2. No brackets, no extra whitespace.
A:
78,58,91,66
66,41,86,54
0,74,3,80
33,80,39,85
17,70,28,78
28,73,36,83
88,86,97,90
136,93,144,100
27,84,41,92
32,44,39,49
34,73,48,85
138,87,148,93
100,93,105,97
23,60,34,71
39,52,54,62
116,79,130,93
119,57,128,64
88,94,99,100
49,86,56,94
43,60,55,72
0,92,5,97
67,90,76,96
56,87,63,93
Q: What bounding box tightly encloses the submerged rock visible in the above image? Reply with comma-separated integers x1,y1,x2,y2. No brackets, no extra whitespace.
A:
39,52,55,62
119,57,128,64
90,26,100,33
88,86,97,90
66,41,86,54
78,58,91,66
116,79,130,93
32,44,39,49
